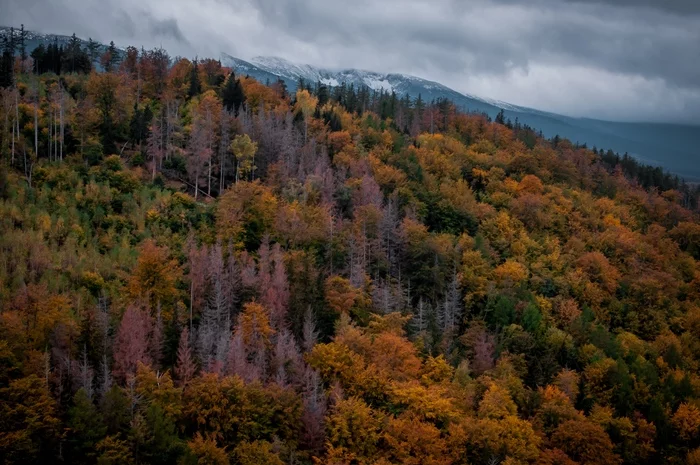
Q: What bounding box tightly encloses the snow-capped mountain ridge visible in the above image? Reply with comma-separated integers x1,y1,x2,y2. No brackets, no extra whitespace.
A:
239,55,468,99
228,54,534,117
1,27,697,180
222,52,700,180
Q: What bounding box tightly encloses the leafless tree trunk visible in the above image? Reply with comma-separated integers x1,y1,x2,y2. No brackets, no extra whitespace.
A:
48,103,52,161
207,108,213,197
60,85,64,161
219,109,230,193
11,90,17,164
34,83,38,160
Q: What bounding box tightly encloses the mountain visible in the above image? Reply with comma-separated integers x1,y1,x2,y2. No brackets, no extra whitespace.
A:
222,54,700,181
0,26,122,69
3,26,697,180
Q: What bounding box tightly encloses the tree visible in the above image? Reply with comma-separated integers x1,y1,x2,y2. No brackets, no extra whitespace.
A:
231,134,257,183
551,419,621,465
188,59,202,98
294,89,318,142
478,384,518,419
146,115,164,180
325,276,360,315
96,435,133,465
259,242,290,329
232,440,284,465
187,116,212,199
101,41,120,72
87,72,121,155
326,397,381,462
495,109,506,125
127,239,181,315
0,28,15,88
86,38,100,63
67,388,107,463
186,433,228,465
382,413,451,465
672,402,700,442
112,306,152,383
216,181,278,249
0,375,61,464
222,73,245,114
62,33,91,74
175,327,197,387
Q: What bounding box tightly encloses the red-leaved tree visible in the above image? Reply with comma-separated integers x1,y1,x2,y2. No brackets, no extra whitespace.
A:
112,305,152,383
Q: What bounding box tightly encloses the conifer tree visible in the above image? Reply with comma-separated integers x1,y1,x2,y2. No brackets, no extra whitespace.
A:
175,327,196,387
188,59,201,98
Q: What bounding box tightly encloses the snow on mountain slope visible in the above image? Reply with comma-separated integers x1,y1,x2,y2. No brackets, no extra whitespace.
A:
223,54,469,103
2,26,697,180
221,53,700,180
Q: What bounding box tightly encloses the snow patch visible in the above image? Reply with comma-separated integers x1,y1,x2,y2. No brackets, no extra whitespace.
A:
320,77,340,87
364,77,394,92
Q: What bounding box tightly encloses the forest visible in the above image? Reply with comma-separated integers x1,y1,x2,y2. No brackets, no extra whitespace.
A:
2,27,700,465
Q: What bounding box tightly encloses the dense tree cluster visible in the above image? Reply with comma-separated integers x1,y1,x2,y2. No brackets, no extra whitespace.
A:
1,29,700,465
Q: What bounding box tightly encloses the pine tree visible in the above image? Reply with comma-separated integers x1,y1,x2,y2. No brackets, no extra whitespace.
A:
18,24,27,69
188,59,201,98
495,109,506,125
175,327,196,387
86,38,99,64
104,41,120,72
0,27,15,88
222,72,245,114
67,388,107,462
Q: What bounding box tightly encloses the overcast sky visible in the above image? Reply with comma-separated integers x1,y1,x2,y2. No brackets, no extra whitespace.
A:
3,0,700,122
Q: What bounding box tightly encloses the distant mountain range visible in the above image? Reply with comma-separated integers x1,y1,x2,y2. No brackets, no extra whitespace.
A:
0,27,116,63
3,27,698,180
223,54,700,181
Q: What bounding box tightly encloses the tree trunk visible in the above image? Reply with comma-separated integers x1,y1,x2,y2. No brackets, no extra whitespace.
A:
48,106,52,162
34,88,38,160
189,280,194,331
8,96,13,165
208,157,212,196
60,87,64,161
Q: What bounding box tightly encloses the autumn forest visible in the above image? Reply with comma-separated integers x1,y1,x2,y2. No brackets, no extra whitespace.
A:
2,28,700,465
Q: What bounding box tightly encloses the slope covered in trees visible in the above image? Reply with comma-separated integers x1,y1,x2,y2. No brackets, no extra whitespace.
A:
2,29,700,465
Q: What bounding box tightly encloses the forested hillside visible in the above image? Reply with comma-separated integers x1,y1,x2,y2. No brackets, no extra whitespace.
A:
2,29,700,465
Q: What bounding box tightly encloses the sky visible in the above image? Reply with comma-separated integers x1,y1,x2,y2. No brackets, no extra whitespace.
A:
2,0,700,123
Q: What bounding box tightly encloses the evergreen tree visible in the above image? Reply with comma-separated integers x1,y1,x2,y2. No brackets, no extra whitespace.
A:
86,38,100,64
317,82,330,107
30,44,46,74
222,72,245,114
62,33,91,74
19,24,27,63
0,27,16,88
276,78,288,99
67,388,107,463
188,59,201,98
495,108,506,125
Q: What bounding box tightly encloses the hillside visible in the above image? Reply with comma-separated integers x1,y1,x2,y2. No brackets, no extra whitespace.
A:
2,30,700,465
222,54,700,181
4,26,699,180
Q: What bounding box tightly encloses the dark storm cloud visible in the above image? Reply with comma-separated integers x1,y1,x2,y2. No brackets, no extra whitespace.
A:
145,14,187,43
2,0,699,121
242,0,700,89
0,0,190,48
499,0,700,15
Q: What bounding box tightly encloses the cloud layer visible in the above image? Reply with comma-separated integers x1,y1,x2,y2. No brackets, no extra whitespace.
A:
3,0,699,122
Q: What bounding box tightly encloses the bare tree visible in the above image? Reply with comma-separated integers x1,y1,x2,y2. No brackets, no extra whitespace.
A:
77,346,94,400
301,307,318,353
